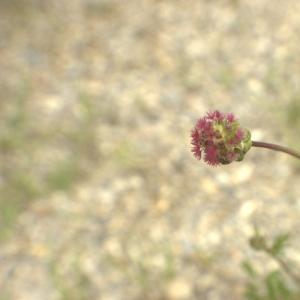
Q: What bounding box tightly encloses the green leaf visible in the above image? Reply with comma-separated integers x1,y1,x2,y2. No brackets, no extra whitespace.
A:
270,234,290,256
244,282,262,300
242,260,257,278
265,271,280,300
265,271,292,300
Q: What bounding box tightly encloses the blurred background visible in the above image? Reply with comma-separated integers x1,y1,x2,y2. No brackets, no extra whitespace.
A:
1,0,300,299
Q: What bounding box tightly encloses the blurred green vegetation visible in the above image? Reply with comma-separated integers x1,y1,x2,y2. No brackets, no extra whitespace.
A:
276,97,300,174
243,266,299,300
285,99,300,149
50,256,94,300
0,85,100,241
262,62,300,155
243,230,300,300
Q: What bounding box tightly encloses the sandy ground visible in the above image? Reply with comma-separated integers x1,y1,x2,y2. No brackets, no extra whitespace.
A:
1,0,300,299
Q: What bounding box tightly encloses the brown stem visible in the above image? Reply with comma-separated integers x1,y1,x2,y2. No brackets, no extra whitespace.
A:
252,141,300,160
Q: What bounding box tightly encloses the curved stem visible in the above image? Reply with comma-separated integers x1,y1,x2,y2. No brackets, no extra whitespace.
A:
252,141,300,160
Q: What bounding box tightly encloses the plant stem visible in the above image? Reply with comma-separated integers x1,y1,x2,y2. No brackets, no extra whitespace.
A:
267,251,300,286
252,141,300,160
275,257,300,286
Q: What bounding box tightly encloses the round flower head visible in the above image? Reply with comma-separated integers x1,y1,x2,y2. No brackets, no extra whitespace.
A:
191,110,252,166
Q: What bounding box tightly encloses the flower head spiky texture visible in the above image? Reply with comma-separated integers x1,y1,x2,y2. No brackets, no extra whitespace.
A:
191,110,252,166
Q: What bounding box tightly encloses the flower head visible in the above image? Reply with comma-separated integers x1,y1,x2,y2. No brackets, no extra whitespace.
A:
191,110,252,166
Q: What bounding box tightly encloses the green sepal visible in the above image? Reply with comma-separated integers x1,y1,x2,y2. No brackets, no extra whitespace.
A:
236,129,252,161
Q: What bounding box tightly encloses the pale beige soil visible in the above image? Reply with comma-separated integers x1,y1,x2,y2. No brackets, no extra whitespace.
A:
1,1,300,299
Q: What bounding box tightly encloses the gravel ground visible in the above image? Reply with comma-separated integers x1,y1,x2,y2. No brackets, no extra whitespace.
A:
1,0,300,299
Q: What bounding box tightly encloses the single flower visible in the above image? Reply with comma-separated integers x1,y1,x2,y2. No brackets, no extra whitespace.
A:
191,110,252,166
